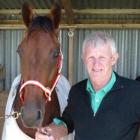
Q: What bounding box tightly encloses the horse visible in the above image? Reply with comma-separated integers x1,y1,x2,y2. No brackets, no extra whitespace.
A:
2,2,74,140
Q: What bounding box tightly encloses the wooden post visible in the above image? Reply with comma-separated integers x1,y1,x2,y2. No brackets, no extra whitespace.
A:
68,28,74,85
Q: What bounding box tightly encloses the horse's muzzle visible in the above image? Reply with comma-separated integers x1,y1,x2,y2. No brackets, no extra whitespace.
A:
20,106,44,128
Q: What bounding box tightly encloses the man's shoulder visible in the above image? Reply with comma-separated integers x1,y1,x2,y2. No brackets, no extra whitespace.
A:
68,79,88,99
116,73,140,88
71,79,88,90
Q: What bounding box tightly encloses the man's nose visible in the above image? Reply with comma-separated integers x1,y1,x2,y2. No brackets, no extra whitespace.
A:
93,59,100,66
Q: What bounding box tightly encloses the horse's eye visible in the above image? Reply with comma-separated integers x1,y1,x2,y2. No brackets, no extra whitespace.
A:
53,49,60,58
17,45,23,57
17,46,21,55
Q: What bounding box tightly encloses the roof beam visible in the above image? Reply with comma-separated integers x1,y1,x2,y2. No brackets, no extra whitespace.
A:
74,9,140,15
60,0,74,24
0,9,139,25
1,23,140,29
0,9,140,15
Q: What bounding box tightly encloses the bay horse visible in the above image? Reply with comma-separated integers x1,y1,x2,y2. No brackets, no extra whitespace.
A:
2,2,73,140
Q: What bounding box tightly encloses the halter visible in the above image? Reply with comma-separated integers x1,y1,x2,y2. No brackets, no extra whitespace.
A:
19,52,63,103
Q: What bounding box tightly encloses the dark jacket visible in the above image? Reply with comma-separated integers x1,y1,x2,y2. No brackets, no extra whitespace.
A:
60,73,140,140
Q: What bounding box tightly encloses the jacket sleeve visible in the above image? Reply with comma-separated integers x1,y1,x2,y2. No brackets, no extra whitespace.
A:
58,88,75,134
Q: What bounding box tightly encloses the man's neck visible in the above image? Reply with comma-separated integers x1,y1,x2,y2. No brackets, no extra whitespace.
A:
91,74,112,92
92,83,106,92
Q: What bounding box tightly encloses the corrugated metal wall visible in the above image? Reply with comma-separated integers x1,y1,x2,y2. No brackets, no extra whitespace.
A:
60,29,69,78
0,30,23,91
72,29,140,84
0,29,140,91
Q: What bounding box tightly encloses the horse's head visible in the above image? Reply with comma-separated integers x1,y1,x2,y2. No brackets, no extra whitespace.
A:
16,2,62,128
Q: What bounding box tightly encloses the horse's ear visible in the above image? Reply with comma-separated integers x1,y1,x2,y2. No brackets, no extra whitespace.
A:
50,1,61,33
22,2,33,28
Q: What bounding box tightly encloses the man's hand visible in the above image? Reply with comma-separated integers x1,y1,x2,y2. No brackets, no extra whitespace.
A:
35,123,68,140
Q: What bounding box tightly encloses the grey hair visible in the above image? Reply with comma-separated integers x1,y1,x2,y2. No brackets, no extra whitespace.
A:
82,32,117,56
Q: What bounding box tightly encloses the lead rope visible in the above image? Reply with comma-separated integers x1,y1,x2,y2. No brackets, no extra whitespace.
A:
0,111,21,120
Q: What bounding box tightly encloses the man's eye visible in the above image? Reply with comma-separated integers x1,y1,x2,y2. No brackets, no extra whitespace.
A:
88,57,95,62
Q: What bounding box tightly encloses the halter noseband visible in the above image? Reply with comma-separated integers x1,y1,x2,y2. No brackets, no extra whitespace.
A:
19,52,63,103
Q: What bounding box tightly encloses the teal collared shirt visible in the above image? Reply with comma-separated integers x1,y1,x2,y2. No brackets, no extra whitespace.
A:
86,72,116,115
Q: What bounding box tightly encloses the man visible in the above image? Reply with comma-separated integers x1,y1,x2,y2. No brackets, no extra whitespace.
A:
35,32,140,140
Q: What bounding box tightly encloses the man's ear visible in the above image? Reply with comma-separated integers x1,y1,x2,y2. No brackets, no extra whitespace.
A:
111,53,119,66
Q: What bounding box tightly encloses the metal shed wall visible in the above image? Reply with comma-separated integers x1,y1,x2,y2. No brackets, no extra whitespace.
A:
72,29,140,83
0,28,140,91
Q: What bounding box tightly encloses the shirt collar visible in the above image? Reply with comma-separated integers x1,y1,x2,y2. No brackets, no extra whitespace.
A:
86,72,116,95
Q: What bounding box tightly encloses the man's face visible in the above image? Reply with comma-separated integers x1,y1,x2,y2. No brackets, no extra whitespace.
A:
83,43,118,85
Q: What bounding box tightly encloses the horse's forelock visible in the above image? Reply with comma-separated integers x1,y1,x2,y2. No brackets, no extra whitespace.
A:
28,16,54,35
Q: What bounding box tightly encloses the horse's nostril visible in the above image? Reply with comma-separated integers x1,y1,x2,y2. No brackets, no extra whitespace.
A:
36,110,42,120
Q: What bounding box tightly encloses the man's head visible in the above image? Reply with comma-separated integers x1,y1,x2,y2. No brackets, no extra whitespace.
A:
82,32,119,89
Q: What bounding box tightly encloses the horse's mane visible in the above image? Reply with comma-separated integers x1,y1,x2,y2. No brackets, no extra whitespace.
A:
28,16,54,35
